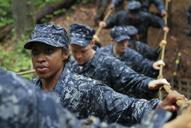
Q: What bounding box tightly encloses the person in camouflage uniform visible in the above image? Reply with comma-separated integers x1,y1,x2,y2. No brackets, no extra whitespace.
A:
68,23,169,99
113,0,166,17
23,23,184,126
98,26,164,78
1,68,190,128
94,0,110,25
99,1,169,42
94,0,125,25
0,67,135,128
187,5,191,36
0,67,81,128
24,23,160,125
124,25,161,61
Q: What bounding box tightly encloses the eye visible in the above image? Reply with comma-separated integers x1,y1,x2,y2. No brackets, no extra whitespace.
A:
45,48,55,55
81,50,87,54
31,49,40,56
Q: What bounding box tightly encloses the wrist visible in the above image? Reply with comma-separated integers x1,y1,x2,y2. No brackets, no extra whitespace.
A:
163,123,174,128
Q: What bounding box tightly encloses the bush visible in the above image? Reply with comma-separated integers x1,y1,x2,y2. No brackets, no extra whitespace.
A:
0,36,33,79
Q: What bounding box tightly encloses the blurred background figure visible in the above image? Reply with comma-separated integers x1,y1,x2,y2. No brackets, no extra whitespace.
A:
186,5,191,36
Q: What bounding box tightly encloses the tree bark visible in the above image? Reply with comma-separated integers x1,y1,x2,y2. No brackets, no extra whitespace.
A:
0,25,13,42
36,0,77,23
12,0,35,38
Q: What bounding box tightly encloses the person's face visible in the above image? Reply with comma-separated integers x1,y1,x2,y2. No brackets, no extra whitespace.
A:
114,39,128,55
31,43,68,79
70,42,94,65
130,34,139,40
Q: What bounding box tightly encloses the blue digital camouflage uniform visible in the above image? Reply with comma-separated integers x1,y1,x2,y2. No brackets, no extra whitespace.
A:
66,51,158,99
94,0,125,25
187,5,191,36
24,23,159,126
122,25,160,60
188,5,191,25
34,68,159,126
94,0,110,24
99,45,159,78
112,0,165,15
0,68,171,128
136,0,165,14
68,24,158,99
0,67,140,128
0,67,83,128
98,25,158,78
128,40,160,61
104,1,165,42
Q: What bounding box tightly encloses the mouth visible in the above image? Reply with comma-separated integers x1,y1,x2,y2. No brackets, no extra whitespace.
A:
35,66,49,73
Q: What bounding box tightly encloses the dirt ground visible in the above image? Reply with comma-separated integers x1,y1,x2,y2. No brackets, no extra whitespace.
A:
52,0,190,79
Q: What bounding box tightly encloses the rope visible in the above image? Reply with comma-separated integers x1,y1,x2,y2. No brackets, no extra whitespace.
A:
158,0,171,100
93,4,113,42
157,0,191,111
16,69,35,75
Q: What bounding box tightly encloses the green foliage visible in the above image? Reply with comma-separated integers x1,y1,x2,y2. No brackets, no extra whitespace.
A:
0,0,64,28
0,36,33,79
0,0,94,79
0,0,13,27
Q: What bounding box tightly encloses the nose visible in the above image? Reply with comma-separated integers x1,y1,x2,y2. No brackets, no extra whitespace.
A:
124,42,128,47
36,54,46,63
75,53,82,60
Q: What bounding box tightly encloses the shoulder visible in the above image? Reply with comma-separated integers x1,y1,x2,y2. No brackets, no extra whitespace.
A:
140,11,151,17
0,68,38,126
62,70,103,88
118,10,128,16
98,45,112,54
94,51,119,66
112,10,128,18
125,47,140,55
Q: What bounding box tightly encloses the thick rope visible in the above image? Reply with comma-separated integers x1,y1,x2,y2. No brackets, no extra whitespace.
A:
16,69,35,75
157,0,191,110
158,0,171,100
93,4,113,42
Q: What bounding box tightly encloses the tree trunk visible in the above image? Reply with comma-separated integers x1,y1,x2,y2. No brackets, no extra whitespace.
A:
36,0,77,23
12,0,35,38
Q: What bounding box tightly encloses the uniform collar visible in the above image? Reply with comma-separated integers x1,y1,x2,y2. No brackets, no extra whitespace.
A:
34,68,68,95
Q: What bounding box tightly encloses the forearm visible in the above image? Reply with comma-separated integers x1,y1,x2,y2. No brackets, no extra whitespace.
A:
152,0,165,13
93,85,160,125
117,67,156,98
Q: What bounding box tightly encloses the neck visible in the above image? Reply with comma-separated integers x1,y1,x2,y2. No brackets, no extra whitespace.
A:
113,46,122,57
89,49,96,60
41,66,64,91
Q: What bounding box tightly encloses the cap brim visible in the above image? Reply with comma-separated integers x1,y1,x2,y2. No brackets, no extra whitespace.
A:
115,35,130,42
70,37,90,47
24,38,58,49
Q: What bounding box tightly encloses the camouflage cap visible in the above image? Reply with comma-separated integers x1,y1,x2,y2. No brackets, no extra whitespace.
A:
24,24,70,49
69,23,95,47
128,1,141,11
125,25,138,36
110,26,130,42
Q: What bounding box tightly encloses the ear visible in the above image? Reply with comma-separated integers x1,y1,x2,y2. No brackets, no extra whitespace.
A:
89,40,95,48
112,39,116,45
90,40,95,45
69,45,72,50
62,49,69,61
